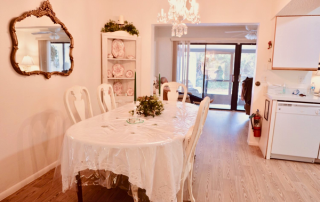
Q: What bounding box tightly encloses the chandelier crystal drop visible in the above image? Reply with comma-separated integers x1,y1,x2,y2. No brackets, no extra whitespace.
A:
157,0,200,37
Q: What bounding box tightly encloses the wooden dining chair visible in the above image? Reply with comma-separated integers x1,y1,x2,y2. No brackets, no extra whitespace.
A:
64,85,93,124
97,83,116,113
177,96,210,202
161,82,187,103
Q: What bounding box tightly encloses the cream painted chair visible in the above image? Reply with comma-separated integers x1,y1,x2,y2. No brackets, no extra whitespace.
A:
161,82,187,103
64,85,93,124
177,96,210,202
97,83,116,113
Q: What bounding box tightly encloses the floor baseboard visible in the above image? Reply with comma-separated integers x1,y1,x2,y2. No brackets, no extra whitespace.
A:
247,140,259,146
0,161,58,201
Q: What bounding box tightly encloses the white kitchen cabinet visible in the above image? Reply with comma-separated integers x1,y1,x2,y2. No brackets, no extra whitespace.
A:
271,102,320,161
259,94,320,162
272,16,320,71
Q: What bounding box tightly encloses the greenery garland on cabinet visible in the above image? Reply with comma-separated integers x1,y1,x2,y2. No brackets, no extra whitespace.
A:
101,20,139,36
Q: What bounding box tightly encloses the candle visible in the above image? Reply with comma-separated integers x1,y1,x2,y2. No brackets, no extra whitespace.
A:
161,9,164,16
134,72,137,101
119,15,124,24
159,73,161,95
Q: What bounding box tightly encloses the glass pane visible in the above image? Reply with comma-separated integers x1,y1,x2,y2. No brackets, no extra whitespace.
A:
237,45,256,110
64,43,71,71
205,45,236,109
188,45,205,98
50,43,63,72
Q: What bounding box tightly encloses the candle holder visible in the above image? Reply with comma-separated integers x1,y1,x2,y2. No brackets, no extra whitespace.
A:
118,23,124,29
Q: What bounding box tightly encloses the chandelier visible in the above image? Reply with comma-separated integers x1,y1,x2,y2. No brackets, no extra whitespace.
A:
157,0,200,37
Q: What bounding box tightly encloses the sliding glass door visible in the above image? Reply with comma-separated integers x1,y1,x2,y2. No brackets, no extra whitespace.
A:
188,43,256,110
204,45,236,109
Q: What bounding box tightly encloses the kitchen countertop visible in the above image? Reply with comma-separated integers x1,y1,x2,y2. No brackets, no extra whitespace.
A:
266,93,320,103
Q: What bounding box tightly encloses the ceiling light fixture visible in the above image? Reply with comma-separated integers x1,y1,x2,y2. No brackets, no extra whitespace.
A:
157,0,201,37
245,32,257,40
50,33,60,40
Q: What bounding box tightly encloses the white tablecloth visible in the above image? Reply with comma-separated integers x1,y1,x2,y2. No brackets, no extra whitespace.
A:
61,102,199,201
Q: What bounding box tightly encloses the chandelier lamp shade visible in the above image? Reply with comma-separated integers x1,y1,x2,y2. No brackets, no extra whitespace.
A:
157,0,201,37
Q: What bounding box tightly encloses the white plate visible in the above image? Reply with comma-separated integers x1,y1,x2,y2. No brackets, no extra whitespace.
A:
127,88,134,96
113,81,123,95
112,39,125,58
112,64,124,78
125,70,133,78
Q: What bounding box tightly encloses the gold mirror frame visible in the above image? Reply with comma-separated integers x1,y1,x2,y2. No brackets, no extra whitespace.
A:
9,0,74,79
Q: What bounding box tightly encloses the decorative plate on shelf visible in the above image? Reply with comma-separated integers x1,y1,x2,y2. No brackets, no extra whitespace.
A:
112,39,125,58
113,81,123,95
112,64,124,77
126,55,135,59
125,70,134,78
127,88,134,96
107,70,112,78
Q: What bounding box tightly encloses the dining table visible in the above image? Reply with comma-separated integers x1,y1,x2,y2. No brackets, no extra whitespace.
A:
60,101,199,202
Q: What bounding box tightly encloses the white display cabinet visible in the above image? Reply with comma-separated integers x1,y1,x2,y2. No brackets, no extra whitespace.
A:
101,31,141,106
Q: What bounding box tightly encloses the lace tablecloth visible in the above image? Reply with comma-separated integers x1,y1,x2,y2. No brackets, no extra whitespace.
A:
60,102,199,201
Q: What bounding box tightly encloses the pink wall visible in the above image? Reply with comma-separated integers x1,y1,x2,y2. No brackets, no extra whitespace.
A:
0,0,110,198
2,0,315,199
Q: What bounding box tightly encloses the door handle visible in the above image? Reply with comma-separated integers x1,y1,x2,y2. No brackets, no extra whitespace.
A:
232,75,241,83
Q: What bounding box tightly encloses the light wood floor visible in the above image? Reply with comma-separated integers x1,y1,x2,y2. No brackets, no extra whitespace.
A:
2,110,320,202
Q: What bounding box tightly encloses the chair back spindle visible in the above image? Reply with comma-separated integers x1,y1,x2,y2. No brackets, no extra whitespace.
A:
97,83,116,113
64,85,93,124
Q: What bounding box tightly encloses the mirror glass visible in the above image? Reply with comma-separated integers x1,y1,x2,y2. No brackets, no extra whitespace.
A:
15,16,71,73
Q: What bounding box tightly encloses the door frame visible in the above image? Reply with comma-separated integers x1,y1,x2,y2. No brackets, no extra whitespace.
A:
231,43,256,111
190,42,256,111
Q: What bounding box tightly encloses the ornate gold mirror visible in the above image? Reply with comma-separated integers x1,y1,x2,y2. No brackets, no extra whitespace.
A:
10,0,74,79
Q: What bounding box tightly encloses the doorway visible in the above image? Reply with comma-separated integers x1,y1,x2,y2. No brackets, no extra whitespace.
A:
187,43,256,110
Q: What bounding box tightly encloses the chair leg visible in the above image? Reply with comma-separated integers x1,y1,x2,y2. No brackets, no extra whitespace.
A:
187,171,195,202
76,172,83,202
131,184,139,202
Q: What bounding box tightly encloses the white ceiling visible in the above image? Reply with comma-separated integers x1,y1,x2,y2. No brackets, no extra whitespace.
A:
277,0,320,15
16,26,68,39
155,24,258,42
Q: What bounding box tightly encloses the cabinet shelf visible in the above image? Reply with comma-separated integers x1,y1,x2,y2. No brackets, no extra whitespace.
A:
108,58,136,61
107,78,134,80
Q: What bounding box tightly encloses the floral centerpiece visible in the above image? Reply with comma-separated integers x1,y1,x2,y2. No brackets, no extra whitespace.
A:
130,95,164,117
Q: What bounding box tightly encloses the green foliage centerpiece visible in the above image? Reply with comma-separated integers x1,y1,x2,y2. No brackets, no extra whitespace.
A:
101,20,139,36
130,95,164,117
